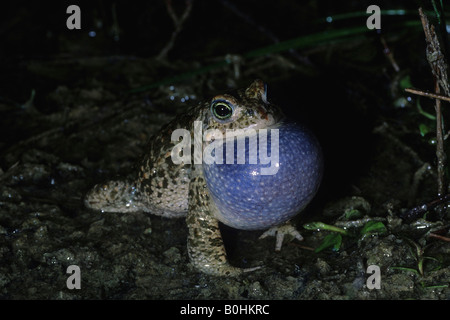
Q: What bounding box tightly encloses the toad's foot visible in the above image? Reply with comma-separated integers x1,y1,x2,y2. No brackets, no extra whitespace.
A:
259,222,303,251
84,179,145,213
187,171,262,276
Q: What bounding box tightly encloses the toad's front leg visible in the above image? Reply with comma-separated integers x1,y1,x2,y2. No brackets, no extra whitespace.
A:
186,169,260,276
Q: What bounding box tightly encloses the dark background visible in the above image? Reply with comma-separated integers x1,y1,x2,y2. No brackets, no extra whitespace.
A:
0,0,448,300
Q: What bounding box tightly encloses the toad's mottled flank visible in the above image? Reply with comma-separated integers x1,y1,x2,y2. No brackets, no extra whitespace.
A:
84,80,323,276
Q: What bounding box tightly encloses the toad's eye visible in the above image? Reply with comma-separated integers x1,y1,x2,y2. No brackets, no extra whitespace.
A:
211,100,234,121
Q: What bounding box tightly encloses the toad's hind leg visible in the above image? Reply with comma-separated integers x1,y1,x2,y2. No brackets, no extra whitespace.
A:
186,170,261,276
84,179,146,213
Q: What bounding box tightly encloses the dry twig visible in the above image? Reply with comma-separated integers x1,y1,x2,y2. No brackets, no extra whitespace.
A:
428,232,450,242
405,87,450,103
418,8,448,197
380,36,400,72
157,0,193,61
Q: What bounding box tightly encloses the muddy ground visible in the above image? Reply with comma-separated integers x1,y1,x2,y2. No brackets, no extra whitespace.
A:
0,1,449,300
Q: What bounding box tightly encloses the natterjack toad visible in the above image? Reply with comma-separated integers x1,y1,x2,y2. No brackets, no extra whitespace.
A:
84,80,323,276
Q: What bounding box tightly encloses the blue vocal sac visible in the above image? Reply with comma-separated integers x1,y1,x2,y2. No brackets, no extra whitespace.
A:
203,121,323,230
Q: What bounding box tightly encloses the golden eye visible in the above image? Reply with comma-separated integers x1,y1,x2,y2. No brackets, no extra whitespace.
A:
211,100,233,120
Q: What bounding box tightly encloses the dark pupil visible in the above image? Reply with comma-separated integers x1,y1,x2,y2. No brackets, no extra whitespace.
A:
214,103,232,119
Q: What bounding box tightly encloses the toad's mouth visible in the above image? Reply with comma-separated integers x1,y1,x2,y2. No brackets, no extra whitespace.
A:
171,118,284,171
206,111,285,141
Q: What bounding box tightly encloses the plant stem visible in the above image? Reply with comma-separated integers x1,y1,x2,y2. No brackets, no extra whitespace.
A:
418,7,448,199
434,80,446,196
303,222,349,235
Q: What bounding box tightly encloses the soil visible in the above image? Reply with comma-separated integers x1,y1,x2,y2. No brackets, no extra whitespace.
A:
0,0,449,300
